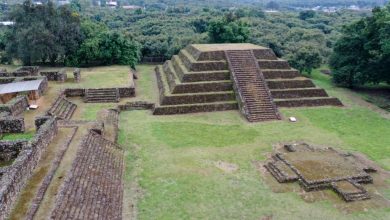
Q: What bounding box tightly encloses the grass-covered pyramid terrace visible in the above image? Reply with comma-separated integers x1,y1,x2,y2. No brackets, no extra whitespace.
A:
154,43,342,121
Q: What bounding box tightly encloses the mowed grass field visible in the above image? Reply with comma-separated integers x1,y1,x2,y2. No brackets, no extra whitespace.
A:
117,65,390,219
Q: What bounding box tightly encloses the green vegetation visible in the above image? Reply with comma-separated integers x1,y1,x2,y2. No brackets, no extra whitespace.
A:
117,65,390,220
1,132,34,140
2,0,140,67
330,3,390,87
207,13,249,43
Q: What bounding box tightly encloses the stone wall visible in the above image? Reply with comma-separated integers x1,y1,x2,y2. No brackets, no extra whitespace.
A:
34,116,52,130
118,101,155,111
40,69,67,82
12,66,39,77
118,87,135,98
0,78,14,84
64,87,134,98
0,117,57,220
64,88,85,97
0,96,29,116
0,117,25,133
0,140,27,162
73,68,81,83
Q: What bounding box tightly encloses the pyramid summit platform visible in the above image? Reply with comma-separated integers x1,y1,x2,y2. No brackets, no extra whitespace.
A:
154,43,342,122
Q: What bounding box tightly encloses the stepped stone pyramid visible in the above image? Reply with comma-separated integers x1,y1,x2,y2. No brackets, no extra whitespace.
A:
154,43,342,121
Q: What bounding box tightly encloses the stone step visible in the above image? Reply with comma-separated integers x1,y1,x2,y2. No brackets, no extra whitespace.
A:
226,50,280,122
85,88,119,103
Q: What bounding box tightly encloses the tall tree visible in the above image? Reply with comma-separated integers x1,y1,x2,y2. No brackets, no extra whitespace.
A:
207,13,249,43
6,0,82,65
330,3,390,87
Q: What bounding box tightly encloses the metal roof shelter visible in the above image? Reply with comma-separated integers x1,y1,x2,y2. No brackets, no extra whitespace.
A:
0,79,43,94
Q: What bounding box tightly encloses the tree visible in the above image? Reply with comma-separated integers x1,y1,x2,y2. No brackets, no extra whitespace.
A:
207,15,249,43
299,10,316,20
70,21,140,68
287,45,322,74
330,3,390,87
5,0,82,65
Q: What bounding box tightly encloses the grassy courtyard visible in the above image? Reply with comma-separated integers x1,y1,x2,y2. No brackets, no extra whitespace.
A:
118,65,390,220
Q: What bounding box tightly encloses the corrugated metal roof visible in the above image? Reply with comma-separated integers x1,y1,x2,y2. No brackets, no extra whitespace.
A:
0,79,43,94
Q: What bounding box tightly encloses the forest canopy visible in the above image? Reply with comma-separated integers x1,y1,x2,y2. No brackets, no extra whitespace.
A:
330,3,390,87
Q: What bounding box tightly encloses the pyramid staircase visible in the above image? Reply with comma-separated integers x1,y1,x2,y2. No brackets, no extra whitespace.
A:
225,50,280,122
85,88,120,103
47,96,77,120
154,44,342,121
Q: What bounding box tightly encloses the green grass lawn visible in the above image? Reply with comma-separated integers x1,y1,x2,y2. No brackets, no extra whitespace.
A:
1,132,35,141
118,65,390,220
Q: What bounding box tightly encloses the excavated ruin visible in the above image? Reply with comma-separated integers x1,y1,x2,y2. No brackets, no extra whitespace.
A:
264,143,378,202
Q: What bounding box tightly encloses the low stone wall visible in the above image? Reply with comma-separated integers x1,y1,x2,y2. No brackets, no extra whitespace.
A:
12,66,39,77
0,96,29,116
118,101,155,111
63,87,134,98
40,69,67,82
0,117,57,220
118,87,135,98
0,72,10,78
0,77,14,84
34,116,52,130
0,117,25,133
64,88,85,97
0,140,27,162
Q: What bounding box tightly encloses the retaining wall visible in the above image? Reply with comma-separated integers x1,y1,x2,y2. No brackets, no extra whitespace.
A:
0,117,25,133
0,140,27,162
40,69,67,82
0,96,29,116
0,117,57,220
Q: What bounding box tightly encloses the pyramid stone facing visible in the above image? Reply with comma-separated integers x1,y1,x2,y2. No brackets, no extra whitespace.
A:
153,43,342,121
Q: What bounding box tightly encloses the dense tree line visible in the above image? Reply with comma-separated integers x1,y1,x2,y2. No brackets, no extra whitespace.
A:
330,3,390,87
2,0,140,67
0,0,375,72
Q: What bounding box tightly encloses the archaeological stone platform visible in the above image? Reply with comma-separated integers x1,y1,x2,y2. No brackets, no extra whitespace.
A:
154,43,342,122
264,143,375,202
